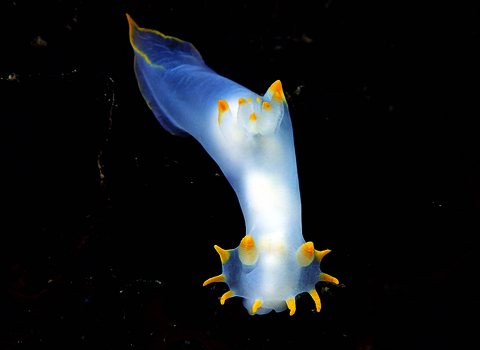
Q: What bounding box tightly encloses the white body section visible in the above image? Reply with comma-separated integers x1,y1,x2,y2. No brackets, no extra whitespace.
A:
128,15,336,315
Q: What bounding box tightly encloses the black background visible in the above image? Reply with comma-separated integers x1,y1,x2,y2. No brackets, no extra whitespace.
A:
2,1,479,349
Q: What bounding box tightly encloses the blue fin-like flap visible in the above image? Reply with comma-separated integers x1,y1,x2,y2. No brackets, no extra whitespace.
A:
127,14,208,136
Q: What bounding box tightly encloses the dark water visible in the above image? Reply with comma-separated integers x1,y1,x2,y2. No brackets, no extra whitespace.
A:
2,1,479,349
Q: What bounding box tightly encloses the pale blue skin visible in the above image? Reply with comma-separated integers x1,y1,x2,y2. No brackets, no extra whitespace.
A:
128,15,334,315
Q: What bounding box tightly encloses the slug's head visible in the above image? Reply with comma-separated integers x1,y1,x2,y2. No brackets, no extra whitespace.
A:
203,236,339,315
217,80,288,144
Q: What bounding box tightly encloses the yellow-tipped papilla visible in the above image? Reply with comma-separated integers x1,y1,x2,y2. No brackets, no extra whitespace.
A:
218,99,246,144
264,80,287,104
296,241,315,267
255,101,275,136
319,272,339,285
286,297,296,316
220,291,234,305
238,235,259,265
309,289,322,312
252,300,263,314
203,274,226,286
253,97,263,116
315,249,331,263
214,245,230,264
217,100,230,125
237,98,258,135
265,80,286,127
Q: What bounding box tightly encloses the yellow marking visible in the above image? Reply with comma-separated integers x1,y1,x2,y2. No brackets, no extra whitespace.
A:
270,80,283,94
303,242,314,255
126,14,184,42
268,80,287,104
296,242,315,266
218,100,229,113
238,235,258,265
240,235,255,249
256,97,262,103
309,289,321,312
126,14,186,68
218,100,229,125
252,300,262,314
214,245,230,264
286,298,296,316
220,291,234,305
247,97,252,103
238,98,246,105
273,91,282,102
262,101,272,110
319,272,339,284
249,113,257,121
258,237,287,255
202,274,226,286
145,100,153,110
315,249,331,262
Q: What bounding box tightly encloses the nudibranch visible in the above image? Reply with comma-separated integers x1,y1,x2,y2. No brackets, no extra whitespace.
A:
127,14,339,315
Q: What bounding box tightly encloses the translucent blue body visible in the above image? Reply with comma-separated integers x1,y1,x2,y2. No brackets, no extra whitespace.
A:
128,14,338,315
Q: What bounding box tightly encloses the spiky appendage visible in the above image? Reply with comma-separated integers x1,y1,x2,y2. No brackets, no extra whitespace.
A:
203,236,339,315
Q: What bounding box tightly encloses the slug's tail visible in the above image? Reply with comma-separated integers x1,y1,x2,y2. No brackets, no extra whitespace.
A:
126,14,204,70
126,14,205,136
